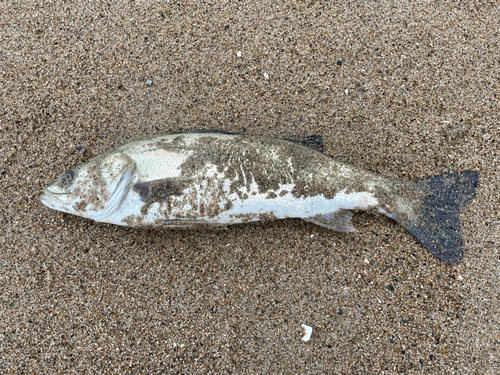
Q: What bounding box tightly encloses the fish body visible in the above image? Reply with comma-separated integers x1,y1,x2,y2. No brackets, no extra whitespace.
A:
40,131,478,264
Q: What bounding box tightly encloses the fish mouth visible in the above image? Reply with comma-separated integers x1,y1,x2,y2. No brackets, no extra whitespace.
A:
40,188,71,212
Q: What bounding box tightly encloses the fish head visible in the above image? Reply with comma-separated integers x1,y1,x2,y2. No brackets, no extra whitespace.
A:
40,152,136,222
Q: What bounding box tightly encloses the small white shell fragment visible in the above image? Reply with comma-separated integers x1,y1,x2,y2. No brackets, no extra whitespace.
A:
457,275,464,281
236,51,242,57
264,72,269,79
146,78,153,85
345,88,349,95
364,258,369,264
301,324,312,341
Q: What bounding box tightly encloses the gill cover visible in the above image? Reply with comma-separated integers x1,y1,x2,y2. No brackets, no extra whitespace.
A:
82,152,135,221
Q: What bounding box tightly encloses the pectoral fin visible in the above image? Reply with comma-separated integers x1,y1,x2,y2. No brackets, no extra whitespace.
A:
303,210,356,232
133,178,192,202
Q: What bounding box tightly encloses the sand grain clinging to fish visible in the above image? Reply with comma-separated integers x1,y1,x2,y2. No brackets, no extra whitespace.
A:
40,130,478,264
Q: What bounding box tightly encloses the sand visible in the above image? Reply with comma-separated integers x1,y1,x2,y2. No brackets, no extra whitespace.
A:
1,1,499,373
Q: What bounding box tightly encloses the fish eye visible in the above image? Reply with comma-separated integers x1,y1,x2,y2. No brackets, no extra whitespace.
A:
58,170,76,189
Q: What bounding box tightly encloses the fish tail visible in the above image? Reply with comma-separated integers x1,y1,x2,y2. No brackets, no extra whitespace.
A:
400,170,478,264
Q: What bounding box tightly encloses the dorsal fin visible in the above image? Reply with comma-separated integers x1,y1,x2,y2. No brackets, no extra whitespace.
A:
173,129,236,135
172,130,325,152
284,135,325,152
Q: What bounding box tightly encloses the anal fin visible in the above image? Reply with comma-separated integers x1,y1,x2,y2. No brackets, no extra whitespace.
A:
303,210,356,232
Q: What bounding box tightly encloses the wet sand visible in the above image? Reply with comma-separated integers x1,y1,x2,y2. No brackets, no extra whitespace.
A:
1,1,499,373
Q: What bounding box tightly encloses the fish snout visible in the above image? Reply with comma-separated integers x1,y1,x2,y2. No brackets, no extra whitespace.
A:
39,188,72,213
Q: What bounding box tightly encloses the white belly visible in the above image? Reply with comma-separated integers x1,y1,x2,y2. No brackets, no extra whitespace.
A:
104,169,379,227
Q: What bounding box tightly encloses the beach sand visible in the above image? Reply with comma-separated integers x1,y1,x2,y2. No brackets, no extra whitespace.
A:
1,1,499,373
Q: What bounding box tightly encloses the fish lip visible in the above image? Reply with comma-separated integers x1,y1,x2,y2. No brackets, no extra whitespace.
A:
39,189,68,211
46,190,67,196
40,188,67,204
40,189,71,213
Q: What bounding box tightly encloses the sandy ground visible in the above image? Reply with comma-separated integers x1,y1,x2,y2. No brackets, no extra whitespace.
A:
1,1,499,373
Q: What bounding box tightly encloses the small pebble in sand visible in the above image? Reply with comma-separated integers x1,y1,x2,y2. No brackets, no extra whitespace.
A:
301,324,312,342
263,72,269,80
236,51,242,57
146,78,153,85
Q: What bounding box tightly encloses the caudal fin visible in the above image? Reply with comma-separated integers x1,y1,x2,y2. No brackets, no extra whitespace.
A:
404,171,478,264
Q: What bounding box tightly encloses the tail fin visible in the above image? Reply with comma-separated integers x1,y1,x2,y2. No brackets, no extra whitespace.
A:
404,171,478,264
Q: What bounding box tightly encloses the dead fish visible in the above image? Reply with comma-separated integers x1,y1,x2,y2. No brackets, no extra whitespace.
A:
40,130,478,264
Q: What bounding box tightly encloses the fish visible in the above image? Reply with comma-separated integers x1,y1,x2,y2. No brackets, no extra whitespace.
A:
40,130,478,264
